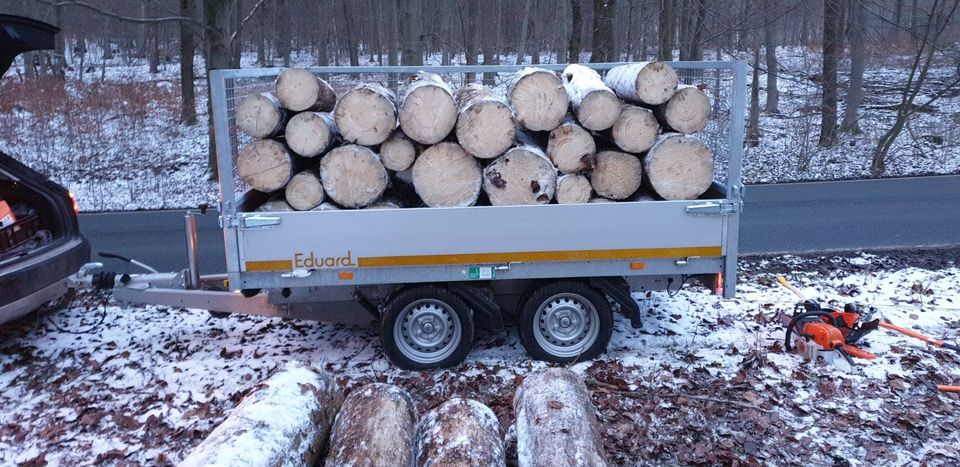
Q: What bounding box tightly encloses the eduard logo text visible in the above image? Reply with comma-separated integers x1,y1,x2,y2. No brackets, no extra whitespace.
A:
294,251,356,268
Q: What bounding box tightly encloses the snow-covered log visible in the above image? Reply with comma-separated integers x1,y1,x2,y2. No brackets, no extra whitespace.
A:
610,105,660,153
179,362,343,467
644,135,714,200
657,84,711,134
454,83,516,159
546,118,596,174
379,130,419,171
275,68,337,112
416,398,505,467
483,145,557,205
590,150,642,200
556,174,592,204
319,144,389,208
237,139,296,192
514,368,608,467
604,62,678,106
325,383,417,467
562,64,621,131
236,92,287,139
412,142,482,207
398,72,458,144
255,198,294,212
508,68,569,131
284,170,325,211
334,84,397,146
285,111,338,157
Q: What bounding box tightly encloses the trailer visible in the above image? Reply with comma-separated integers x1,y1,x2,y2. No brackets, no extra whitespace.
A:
72,62,746,370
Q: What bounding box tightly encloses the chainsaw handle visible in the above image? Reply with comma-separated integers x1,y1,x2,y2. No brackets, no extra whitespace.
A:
776,276,808,301
879,321,944,346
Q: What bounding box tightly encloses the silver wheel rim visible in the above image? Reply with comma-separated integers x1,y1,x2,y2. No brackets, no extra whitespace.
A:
393,298,462,364
532,292,600,358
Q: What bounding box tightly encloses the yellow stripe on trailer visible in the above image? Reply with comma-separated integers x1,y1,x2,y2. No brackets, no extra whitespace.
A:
245,260,293,271
356,246,722,268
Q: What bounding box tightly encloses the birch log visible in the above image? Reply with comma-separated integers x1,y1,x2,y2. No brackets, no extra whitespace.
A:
562,64,621,131
255,198,294,212
179,362,343,467
275,68,337,112
454,84,517,159
590,150,642,200
644,135,714,200
379,130,419,171
285,170,325,210
319,144,389,208
610,105,660,153
546,118,596,174
657,84,711,134
398,72,458,144
285,111,338,157
416,398,506,467
508,68,569,131
236,92,287,138
604,62,678,106
334,84,397,145
412,142,482,207
556,174,592,204
237,139,295,192
514,368,608,467
482,146,557,205
325,383,417,467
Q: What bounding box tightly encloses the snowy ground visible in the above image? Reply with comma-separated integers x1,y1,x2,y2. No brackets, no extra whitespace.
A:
1,250,958,465
0,47,957,211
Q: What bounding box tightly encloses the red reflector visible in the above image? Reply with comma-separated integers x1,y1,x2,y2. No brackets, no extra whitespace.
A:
715,272,724,295
68,192,79,215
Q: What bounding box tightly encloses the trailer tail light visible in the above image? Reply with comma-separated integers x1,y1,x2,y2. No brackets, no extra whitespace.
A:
339,271,355,280
715,272,724,296
630,262,645,270
68,192,79,215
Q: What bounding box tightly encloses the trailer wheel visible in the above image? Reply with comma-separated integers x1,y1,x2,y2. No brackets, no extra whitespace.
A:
380,286,475,370
518,281,613,363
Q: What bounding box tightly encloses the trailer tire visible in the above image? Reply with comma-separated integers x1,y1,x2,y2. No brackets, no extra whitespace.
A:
380,285,475,370
518,281,613,363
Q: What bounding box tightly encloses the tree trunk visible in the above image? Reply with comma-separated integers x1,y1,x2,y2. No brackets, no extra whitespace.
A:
235,92,287,138
547,117,597,174
285,170,325,210
326,384,417,466
657,84,711,134
398,72,458,144
508,68,569,131
412,142,483,207
678,0,705,61
380,130,420,171
455,83,516,159
148,1,160,74
204,0,234,176
657,0,676,61
514,368,608,467
398,0,424,66
746,31,761,147
285,111,338,157
341,0,360,66
481,0,500,85
590,0,617,63
819,0,843,147
589,150,642,200
568,0,582,63
840,0,865,133
179,0,197,125
179,363,342,467
604,62,678,105
556,174,593,204
463,0,481,81
610,105,660,153
483,145,558,205
763,2,779,113
644,135,714,200
237,139,297,192
333,83,398,145
416,398,506,466
320,145,389,208
562,64,621,131
555,0,569,64
515,0,533,65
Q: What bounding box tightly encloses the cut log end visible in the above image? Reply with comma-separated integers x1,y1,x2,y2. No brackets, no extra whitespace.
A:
605,62,678,106
662,85,712,134
285,170,325,210
577,90,621,131
319,144,389,208
455,84,516,159
237,139,293,192
275,68,336,112
590,150,642,200
547,121,597,174
645,135,714,200
334,84,397,146
326,383,417,467
399,72,457,144
236,92,285,138
509,69,569,131
483,146,558,206
611,105,660,153
285,111,337,157
556,174,593,204
417,398,505,467
380,131,418,171
412,142,482,207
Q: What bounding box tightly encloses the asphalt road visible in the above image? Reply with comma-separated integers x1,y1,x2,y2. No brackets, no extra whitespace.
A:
78,176,960,274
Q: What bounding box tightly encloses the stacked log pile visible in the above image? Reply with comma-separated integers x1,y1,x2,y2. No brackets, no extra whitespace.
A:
234,63,714,211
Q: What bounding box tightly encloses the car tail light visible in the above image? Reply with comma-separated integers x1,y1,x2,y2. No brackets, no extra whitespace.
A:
68,191,79,215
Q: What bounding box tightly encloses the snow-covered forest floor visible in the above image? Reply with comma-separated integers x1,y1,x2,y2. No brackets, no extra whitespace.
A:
0,46,957,211
1,250,958,465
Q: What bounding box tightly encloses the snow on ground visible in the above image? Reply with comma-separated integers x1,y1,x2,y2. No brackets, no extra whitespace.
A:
1,252,958,465
1,47,957,212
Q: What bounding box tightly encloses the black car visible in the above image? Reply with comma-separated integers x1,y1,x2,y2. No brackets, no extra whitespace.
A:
0,15,90,324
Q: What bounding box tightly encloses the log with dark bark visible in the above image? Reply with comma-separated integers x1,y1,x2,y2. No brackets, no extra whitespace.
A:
610,105,660,153
284,169,325,210
657,85,711,134
590,150,642,200
604,62,678,106
334,83,398,145
513,368,608,467
325,383,417,467
319,144,389,208
417,398,505,467
482,145,557,205
562,64,621,131
275,68,337,112
379,130,419,171
508,68,569,131
546,118,596,174
179,362,343,467
555,173,592,204
398,72,458,144
644,135,714,200
285,111,338,157
236,92,287,138
411,142,482,207
454,83,516,159
236,139,296,192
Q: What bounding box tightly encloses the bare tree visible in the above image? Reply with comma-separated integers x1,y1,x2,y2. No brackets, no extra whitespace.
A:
398,0,423,66
341,0,359,66
481,0,500,84
746,26,761,146
658,0,675,61
568,0,582,63
180,0,196,125
590,0,617,63
763,0,779,113
818,0,843,147
278,0,291,67
516,0,533,65
840,0,865,133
